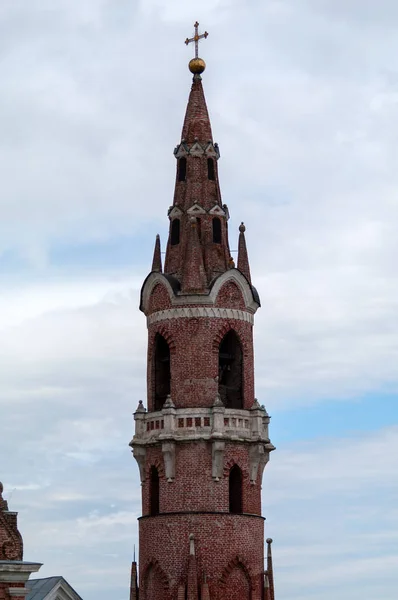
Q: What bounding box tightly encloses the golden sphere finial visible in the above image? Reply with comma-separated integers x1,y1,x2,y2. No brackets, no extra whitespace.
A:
189,57,206,74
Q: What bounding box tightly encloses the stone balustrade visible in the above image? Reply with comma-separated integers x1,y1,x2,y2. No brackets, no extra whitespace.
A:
130,396,275,484
132,397,271,445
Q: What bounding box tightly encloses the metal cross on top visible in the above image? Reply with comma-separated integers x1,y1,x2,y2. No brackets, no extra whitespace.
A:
185,21,209,59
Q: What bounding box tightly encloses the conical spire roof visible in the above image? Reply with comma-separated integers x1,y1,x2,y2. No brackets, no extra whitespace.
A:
237,222,252,283
181,75,213,143
151,234,162,273
266,538,275,600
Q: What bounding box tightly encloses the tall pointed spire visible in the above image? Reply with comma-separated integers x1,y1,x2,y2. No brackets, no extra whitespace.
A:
183,21,211,143
181,74,213,143
162,24,234,283
151,234,162,273
237,222,252,283
266,538,275,600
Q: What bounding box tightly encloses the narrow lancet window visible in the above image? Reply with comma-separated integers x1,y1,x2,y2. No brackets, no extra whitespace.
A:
150,466,160,516
154,334,171,410
212,217,222,243
229,465,243,514
218,330,243,409
171,219,180,246
178,157,187,181
207,157,215,180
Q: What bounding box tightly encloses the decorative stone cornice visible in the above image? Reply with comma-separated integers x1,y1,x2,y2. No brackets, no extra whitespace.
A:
131,401,274,484
131,405,273,449
147,307,254,326
174,140,220,159
140,269,260,316
168,203,226,219
0,561,42,582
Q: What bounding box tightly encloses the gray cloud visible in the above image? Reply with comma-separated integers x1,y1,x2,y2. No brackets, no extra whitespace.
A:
1,1,397,599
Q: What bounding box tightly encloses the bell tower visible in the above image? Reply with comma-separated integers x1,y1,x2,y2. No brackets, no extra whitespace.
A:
130,23,275,600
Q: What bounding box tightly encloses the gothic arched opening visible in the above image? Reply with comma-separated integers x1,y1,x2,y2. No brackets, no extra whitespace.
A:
170,218,180,246
154,334,171,410
178,157,187,181
229,465,243,514
212,217,222,243
218,330,243,408
207,157,215,180
149,466,160,515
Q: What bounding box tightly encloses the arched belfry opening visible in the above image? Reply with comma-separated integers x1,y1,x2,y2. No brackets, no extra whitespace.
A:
178,157,187,181
229,465,243,514
207,157,215,180
212,217,221,243
170,219,180,246
150,466,160,516
154,334,171,411
218,330,243,409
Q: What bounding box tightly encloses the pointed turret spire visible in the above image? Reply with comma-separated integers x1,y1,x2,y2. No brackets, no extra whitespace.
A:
163,23,232,283
264,570,272,600
237,222,252,283
151,234,162,273
129,556,138,600
266,538,275,600
183,21,211,143
181,217,207,293
181,74,213,143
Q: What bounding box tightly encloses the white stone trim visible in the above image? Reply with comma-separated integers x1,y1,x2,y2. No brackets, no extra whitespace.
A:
47,581,82,600
0,562,42,583
187,203,206,215
147,307,254,326
209,205,226,216
208,270,259,312
141,270,259,315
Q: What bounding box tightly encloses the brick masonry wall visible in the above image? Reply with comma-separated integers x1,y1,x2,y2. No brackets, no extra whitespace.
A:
0,583,26,600
146,281,255,411
139,513,264,600
142,442,262,516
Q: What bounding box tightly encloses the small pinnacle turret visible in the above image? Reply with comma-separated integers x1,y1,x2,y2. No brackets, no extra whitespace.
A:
237,222,252,283
266,538,275,600
151,234,162,273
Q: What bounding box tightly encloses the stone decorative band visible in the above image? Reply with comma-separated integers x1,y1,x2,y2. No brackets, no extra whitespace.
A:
147,307,254,325
139,511,265,521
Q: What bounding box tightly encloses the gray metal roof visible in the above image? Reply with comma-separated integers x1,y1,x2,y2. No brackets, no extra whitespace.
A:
26,576,83,600
26,577,63,600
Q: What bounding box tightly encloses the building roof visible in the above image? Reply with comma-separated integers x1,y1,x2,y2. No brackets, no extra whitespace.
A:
26,576,83,600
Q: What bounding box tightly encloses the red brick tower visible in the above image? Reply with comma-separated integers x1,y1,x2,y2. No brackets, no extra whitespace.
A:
130,23,275,600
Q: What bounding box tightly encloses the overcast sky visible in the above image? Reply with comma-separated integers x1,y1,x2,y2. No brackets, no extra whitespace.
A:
0,1,397,599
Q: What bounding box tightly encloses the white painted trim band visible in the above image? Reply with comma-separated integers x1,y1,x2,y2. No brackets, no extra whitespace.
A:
147,307,254,325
